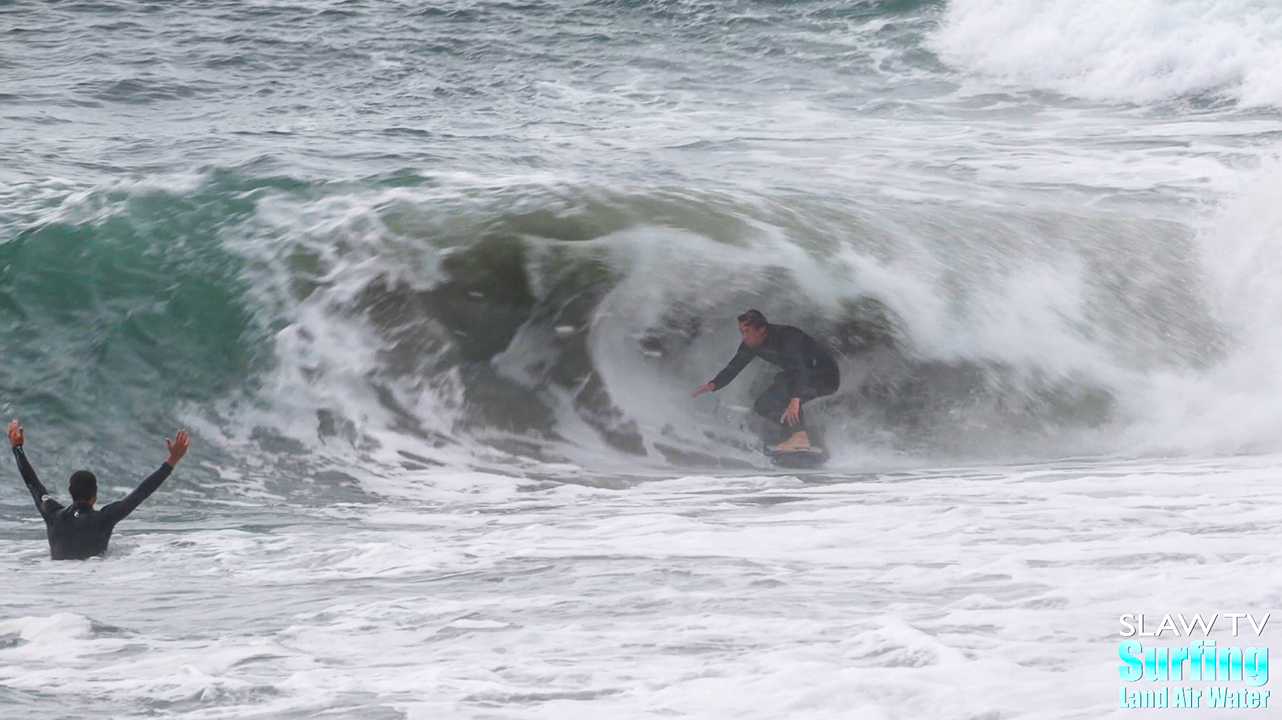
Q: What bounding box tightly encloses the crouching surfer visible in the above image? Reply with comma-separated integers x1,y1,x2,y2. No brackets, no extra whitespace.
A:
692,309,839,451
8,420,190,560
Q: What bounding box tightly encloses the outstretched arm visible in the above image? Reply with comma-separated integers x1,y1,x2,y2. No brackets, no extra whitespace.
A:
8,420,61,518
701,343,754,394
101,429,189,524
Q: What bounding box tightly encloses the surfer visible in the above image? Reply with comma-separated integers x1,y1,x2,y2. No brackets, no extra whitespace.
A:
7,420,190,560
692,309,839,451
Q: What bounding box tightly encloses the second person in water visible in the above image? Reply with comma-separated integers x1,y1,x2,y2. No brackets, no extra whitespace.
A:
8,420,190,560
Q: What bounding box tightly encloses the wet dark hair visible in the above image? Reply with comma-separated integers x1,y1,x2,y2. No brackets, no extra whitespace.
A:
68,470,97,504
737,309,768,328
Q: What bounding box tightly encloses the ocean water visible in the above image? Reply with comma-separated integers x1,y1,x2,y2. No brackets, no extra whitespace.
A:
2,1,1281,717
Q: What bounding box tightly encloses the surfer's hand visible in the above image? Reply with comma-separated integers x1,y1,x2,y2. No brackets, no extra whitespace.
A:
692,383,715,398
165,429,190,466
781,398,801,426
7,420,22,447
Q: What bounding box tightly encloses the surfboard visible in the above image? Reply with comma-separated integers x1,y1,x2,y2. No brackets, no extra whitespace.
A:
764,445,828,469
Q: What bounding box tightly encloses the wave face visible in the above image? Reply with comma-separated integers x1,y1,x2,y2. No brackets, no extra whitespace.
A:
1,0,1280,477
1,171,1244,475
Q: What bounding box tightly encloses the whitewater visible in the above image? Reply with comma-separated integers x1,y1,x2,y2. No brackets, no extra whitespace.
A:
2,1,1282,718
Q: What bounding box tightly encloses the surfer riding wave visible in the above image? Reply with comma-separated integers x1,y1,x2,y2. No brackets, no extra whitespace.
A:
692,309,840,452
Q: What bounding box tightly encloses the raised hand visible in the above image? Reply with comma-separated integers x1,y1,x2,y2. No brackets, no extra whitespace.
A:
8,420,23,447
165,429,190,466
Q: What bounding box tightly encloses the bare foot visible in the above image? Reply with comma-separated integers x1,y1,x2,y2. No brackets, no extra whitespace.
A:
770,431,811,452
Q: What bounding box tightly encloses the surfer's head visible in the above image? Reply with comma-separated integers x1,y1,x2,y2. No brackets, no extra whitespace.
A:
737,309,768,347
68,470,97,507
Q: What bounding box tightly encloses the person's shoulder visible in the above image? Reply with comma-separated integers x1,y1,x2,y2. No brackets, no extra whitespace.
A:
54,504,99,519
782,324,821,340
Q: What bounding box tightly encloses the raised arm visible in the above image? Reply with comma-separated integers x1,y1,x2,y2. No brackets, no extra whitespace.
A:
8,420,62,518
100,429,189,525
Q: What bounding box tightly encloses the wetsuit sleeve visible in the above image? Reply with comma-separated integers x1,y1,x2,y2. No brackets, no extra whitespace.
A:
709,343,754,390
784,333,810,399
12,445,62,519
100,463,173,525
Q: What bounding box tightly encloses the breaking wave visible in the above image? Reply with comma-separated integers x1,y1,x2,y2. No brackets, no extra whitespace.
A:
5,167,1250,476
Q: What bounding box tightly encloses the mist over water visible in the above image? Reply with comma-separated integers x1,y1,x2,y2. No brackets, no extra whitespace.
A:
2,1,1282,718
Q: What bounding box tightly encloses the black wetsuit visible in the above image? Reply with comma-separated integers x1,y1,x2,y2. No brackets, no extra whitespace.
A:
12,445,173,560
709,324,840,433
